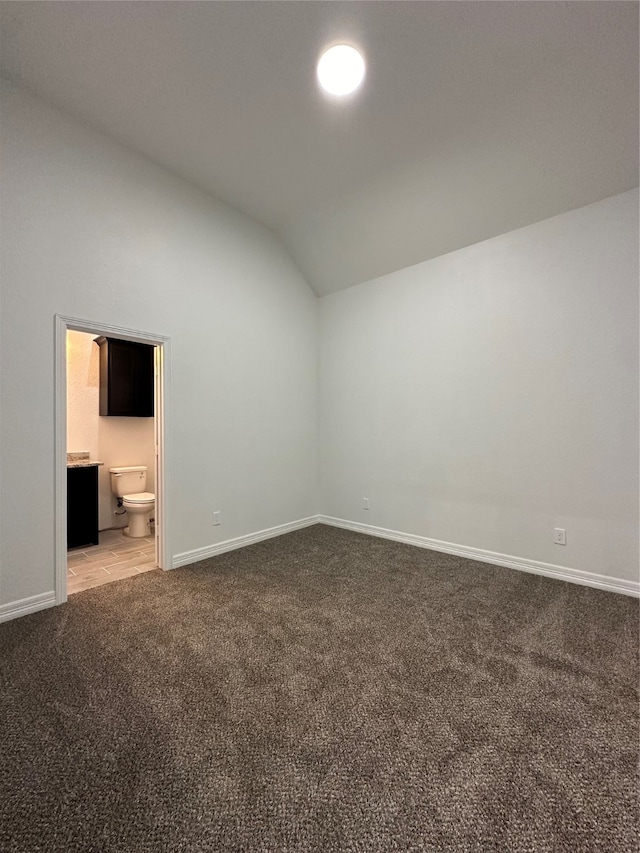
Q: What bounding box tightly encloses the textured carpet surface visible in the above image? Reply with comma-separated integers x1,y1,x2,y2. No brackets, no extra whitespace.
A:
0,525,638,852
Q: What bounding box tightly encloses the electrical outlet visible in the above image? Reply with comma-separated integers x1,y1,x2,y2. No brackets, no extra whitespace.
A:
363,497,370,510
553,527,566,545
213,511,221,526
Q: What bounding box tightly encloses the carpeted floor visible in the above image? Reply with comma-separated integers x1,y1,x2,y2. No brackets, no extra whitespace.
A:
0,524,637,852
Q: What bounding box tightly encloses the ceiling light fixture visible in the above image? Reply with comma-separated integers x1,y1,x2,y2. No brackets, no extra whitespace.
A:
317,44,366,96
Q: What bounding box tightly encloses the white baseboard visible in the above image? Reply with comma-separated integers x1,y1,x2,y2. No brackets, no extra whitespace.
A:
0,591,57,624
319,516,640,598
172,515,321,569
2,516,634,624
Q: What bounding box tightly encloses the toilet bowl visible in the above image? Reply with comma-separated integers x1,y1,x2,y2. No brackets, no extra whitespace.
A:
122,492,155,538
109,466,155,539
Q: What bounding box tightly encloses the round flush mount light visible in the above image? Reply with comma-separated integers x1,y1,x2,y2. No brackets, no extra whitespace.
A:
317,44,366,96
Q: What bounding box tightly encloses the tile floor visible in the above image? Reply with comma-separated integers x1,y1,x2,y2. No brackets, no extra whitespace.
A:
67,528,157,595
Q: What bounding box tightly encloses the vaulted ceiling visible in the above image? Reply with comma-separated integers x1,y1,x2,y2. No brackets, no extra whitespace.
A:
1,1,638,295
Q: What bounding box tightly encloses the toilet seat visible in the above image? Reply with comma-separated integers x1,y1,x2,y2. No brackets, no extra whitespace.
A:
123,492,155,504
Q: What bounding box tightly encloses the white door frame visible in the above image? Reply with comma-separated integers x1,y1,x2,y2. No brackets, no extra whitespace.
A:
54,314,171,605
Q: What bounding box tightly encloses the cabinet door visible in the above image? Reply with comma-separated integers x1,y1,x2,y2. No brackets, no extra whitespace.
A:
67,466,99,549
99,338,154,417
131,342,154,416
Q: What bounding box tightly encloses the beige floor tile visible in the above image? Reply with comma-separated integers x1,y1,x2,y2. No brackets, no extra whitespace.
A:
73,551,114,567
68,566,110,583
103,555,151,574
110,543,153,557
68,574,116,594
90,544,118,556
67,528,156,593
103,565,142,582
67,551,90,565
68,565,157,594
98,529,126,543
73,554,126,575
73,552,141,572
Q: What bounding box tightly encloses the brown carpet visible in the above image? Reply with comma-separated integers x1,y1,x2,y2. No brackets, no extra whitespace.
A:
0,524,637,852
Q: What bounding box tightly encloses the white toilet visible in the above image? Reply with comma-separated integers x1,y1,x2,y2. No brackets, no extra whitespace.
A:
109,466,155,538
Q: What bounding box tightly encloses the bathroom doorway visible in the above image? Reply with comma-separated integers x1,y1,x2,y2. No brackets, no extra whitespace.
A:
54,316,170,604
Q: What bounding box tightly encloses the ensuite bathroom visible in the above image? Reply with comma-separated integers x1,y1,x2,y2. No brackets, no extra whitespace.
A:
66,330,157,594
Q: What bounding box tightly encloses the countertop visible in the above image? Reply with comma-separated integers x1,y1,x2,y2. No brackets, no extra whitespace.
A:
67,452,104,468
67,460,104,468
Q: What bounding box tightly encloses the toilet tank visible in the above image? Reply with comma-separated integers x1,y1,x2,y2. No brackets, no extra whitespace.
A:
109,466,147,497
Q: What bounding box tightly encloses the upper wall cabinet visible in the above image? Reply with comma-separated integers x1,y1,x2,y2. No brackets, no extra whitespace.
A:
95,337,154,417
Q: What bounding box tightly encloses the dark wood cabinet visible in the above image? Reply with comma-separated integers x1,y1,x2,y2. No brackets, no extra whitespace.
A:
96,336,154,417
67,466,99,549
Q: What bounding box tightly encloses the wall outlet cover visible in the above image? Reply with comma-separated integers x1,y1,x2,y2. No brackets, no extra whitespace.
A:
553,527,566,545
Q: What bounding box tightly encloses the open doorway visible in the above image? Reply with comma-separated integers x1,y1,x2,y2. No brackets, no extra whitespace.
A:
66,331,157,592
54,316,170,605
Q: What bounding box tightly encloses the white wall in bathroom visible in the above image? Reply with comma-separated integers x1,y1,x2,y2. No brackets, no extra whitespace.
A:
66,331,100,459
0,79,318,606
66,330,155,531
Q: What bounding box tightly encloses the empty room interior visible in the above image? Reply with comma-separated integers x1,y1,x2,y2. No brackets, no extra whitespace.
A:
0,2,638,852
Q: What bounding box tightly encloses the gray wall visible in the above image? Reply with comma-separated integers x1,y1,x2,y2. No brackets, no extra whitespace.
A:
319,191,639,583
0,80,318,606
1,76,637,612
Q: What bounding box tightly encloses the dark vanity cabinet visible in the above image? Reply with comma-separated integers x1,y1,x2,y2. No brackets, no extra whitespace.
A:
96,336,154,417
67,466,99,549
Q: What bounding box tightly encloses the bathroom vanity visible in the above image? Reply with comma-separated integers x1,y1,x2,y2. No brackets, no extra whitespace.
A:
67,454,103,549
